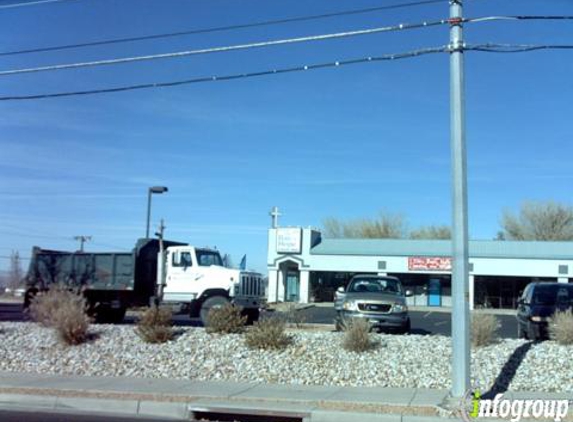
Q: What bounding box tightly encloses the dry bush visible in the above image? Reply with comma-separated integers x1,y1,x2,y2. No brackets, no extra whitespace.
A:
549,310,573,345
283,303,306,328
245,317,292,350
342,318,377,353
205,303,247,334
29,288,91,346
136,305,173,344
471,313,500,347
29,287,65,327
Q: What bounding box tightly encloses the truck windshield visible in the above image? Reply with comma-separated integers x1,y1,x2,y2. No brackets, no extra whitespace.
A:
196,249,223,267
533,285,573,306
349,277,403,295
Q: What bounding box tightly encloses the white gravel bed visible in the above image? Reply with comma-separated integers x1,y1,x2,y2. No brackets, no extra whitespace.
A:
0,322,571,393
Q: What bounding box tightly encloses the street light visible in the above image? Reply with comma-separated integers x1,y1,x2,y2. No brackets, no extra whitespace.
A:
146,186,168,238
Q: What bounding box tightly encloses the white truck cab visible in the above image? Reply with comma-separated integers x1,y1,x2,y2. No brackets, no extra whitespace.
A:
161,246,264,323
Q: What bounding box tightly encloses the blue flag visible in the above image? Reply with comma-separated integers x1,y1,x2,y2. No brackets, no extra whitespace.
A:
239,254,246,270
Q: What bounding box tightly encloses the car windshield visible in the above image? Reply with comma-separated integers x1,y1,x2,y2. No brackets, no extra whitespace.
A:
348,278,402,295
532,285,573,306
196,249,223,267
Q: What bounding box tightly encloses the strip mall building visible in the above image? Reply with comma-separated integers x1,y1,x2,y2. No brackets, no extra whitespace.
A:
266,227,573,309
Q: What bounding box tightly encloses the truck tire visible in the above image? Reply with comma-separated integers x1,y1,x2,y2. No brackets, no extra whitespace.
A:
23,288,39,310
199,295,230,326
93,306,126,324
242,308,260,325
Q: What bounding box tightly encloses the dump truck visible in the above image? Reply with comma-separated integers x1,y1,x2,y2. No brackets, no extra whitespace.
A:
24,238,265,324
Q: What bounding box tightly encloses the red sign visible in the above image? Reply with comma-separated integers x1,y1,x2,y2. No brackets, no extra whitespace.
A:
408,257,452,271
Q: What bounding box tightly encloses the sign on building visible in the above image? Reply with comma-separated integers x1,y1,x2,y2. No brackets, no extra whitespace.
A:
276,228,302,253
408,256,452,271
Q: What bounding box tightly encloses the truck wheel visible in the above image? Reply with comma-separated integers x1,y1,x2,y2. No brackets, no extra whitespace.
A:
23,288,38,310
199,295,229,326
93,307,126,324
242,308,260,325
108,307,126,324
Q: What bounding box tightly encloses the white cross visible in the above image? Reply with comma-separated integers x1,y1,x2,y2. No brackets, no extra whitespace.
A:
269,206,282,229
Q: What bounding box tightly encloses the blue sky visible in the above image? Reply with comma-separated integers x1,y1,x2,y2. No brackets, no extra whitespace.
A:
1,0,572,273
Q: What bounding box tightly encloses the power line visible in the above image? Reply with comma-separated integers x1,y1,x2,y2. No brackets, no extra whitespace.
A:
3,14,572,77
0,255,31,260
0,0,75,9
467,43,573,53
0,19,450,77
467,15,573,24
0,0,445,57
0,46,448,101
3,40,573,102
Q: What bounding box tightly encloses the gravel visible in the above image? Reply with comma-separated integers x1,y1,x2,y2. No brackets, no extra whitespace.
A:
0,321,571,393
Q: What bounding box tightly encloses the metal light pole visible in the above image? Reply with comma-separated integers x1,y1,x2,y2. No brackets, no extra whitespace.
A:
146,186,168,239
449,0,471,398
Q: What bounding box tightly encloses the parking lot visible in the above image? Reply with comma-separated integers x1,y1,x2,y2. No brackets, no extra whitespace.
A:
0,298,519,338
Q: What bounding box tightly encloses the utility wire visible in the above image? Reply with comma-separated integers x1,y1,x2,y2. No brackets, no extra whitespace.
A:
467,15,573,24
0,255,31,260
467,43,573,53
3,41,573,102
0,19,450,77
0,0,75,9
0,46,448,101
0,0,445,57
2,14,571,77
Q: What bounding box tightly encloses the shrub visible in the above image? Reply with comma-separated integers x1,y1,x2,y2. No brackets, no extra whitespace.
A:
282,303,306,328
549,310,573,345
205,303,247,334
245,316,292,350
471,312,500,347
341,318,377,353
29,287,91,346
136,305,173,343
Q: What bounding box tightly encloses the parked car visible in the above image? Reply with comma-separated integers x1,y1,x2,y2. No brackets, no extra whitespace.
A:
335,274,412,333
516,282,573,340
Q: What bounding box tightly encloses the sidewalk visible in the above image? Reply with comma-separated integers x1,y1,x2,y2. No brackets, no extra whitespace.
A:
1,372,571,421
0,371,451,421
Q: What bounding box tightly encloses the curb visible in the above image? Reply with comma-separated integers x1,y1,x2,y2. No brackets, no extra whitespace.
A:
0,389,451,422
0,392,189,420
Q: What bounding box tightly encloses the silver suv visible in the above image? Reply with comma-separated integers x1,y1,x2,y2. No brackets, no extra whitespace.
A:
335,275,411,333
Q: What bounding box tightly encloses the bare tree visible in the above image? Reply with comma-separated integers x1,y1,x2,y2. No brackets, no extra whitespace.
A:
322,212,406,239
500,201,573,241
8,250,23,291
323,212,451,239
409,225,451,239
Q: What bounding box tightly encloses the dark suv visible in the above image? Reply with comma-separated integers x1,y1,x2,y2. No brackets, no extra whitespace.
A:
516,282,573,340
335,275,411,333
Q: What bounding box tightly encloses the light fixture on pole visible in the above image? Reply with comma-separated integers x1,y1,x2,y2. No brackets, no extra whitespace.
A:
146,186,168,238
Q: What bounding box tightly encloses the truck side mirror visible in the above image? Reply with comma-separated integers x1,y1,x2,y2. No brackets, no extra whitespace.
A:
405,290,413,297
172,251,181,266
337,286,345,293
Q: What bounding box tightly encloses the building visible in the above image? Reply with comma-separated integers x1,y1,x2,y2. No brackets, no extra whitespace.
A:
267,226,573,309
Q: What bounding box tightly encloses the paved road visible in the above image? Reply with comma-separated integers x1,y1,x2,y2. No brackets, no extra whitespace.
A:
0,301,27,322
0,300,518,338
293,306,519,339
0,409,185,422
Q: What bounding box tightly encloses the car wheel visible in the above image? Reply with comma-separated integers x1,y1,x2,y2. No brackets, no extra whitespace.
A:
397,318,411,335
527,323,538,341
517,322,526,339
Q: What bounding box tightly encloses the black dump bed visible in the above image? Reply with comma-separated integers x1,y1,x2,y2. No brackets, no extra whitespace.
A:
26,238,186,306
